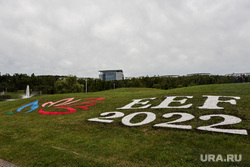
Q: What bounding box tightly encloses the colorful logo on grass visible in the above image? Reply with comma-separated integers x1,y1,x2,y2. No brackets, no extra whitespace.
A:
7,97,106,115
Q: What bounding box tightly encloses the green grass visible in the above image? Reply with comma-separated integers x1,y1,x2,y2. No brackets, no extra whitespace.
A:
0,83,249,167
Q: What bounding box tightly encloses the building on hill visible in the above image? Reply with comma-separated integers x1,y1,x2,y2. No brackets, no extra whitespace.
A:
226,72,250,76
161,75,179,78
187,73,211,76
99,70,124,81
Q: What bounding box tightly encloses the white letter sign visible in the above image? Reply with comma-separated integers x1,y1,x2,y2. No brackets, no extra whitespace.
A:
199,96,240,109
152,96,193,109
117,97,156,109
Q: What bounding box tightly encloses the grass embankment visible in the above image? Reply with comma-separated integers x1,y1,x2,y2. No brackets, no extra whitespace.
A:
0,83,249,167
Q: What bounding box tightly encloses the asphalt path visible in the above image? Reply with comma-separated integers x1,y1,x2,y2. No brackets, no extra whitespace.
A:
0,159,19,167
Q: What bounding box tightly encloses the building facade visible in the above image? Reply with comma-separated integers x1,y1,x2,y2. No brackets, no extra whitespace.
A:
99,70,124,81
187,73,211,76
225,72,250,76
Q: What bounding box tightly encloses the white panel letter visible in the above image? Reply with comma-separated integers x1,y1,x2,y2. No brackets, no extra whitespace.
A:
117,97,156,109
199,96,240,109
152,96,193,109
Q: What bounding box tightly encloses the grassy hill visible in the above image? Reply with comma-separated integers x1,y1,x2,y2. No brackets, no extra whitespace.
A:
0,83,249,167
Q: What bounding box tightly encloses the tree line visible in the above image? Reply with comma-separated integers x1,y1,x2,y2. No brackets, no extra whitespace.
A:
0,73,235,94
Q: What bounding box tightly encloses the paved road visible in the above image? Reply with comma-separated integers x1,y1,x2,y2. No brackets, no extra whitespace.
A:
0,159,19,167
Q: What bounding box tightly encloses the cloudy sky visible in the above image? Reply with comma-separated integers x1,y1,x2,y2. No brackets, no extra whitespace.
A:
0,0,249,78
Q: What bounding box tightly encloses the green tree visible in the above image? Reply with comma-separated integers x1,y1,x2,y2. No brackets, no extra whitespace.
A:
54,75,84,94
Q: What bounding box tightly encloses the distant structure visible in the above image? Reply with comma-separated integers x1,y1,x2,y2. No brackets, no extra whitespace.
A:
187,73,211,76
161,75,179,78
99,70,124,81
225,72,250,76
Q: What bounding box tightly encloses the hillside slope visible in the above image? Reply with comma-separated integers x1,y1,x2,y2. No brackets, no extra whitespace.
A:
0,83,249,167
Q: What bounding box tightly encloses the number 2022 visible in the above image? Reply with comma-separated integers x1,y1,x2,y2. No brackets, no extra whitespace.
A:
88,112,248,136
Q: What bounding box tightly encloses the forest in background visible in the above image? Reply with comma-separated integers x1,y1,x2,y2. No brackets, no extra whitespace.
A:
0,73,235,95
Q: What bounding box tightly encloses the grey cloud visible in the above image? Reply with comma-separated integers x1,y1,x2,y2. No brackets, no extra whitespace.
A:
0,0,249,77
